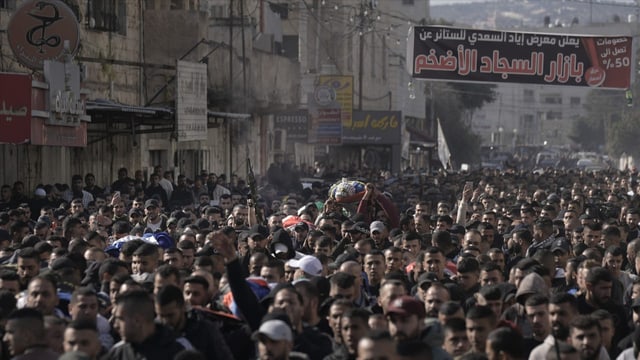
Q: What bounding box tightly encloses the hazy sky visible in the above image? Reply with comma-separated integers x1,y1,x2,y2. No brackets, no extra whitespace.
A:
431,0,635,5
431,0,495,4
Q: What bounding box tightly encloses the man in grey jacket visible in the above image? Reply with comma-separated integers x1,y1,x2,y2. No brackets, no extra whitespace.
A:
386,295,452,360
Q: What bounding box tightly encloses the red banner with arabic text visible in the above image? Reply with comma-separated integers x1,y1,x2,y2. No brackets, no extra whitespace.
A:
408,26,633,89
0,73,31,143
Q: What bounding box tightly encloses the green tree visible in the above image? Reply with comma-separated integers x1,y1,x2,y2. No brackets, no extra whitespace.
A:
431,82,496,166
574,88,640,157
607,110,640,157
567,117,604,151
449,82,497,112
577,42,640,158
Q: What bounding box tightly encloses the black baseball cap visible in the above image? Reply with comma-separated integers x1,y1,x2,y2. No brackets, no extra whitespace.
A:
145,199,159,209
347,222,369,234
551,238,571,254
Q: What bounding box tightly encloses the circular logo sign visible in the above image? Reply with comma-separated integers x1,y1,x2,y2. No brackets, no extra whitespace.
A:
314,85,336,106
7,0,80,70
585,66,606,87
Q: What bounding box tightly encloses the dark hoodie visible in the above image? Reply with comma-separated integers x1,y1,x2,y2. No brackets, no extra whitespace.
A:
103,323,184,360
420,319,452,359
393,319,452,360
323,345,354,360
183,309,235,360
269,228,296,259
502,272,548,339
239,228,290,278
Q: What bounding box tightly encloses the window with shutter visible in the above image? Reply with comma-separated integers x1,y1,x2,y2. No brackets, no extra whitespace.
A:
0,0,16,10
87,0,126,34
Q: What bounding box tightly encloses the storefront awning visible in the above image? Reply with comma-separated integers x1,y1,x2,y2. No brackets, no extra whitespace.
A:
207,110,251,127
407,125,436,148
208,110,251,119
86,100,175,144
86,100,252,134
86,99,174,123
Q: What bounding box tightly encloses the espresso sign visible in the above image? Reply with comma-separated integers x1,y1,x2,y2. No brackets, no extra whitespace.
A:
7,0,80,70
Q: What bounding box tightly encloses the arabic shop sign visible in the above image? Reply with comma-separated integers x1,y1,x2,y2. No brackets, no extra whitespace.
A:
408,26,633,89
44,60,87,127
319,75,353,133
7,0,80,70
308,85,342,145
308,106,342,145
342,111,402,145
0,73,31,144
176,60,208,142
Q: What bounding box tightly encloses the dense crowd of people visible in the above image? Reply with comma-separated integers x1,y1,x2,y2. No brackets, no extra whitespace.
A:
0,163,638,360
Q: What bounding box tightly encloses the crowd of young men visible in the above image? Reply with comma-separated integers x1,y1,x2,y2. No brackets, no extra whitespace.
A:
0,167,638,360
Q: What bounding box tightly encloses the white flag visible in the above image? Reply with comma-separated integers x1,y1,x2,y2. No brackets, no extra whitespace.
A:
437,118,451,169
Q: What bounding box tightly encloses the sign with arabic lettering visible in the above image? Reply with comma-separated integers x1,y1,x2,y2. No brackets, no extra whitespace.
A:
308,89,342,145
176,60,208,142
319,75,353,132
343,111,402,145
45,60,88,127
7,0,80,70
0,73,31,144
408,26,633,89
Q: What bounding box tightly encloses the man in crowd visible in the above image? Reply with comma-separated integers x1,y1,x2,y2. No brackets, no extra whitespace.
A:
4,308,58,359
5,163,640,360
63,319,103,360
155,285,232,359
104,290,185,359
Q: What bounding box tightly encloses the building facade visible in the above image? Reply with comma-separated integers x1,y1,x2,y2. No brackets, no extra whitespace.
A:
470,22,639,151
0,0,431,192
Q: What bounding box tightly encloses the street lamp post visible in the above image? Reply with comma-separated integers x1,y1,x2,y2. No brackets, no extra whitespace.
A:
353,0,379,111
358,18,364,110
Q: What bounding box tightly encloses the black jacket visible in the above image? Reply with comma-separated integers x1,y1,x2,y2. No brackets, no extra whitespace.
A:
101,324,184,360
576,293,630,346
226,258,266,331
323,345,355,360
184,309,235,360
226,258,332,360
170,186,195,208
196,307,254,360
295,325,334,360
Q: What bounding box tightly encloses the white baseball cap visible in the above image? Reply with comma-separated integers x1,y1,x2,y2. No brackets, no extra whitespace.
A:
286,255,322,276
274,243,289,254
252,319,293,342
370,221,386,233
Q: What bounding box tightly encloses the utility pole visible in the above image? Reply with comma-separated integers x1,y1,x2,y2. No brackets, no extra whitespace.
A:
229,0,235,185
356,0,378,111
240,0,247,111
229,0,234,111
358,25,364,110
429,82,435,137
